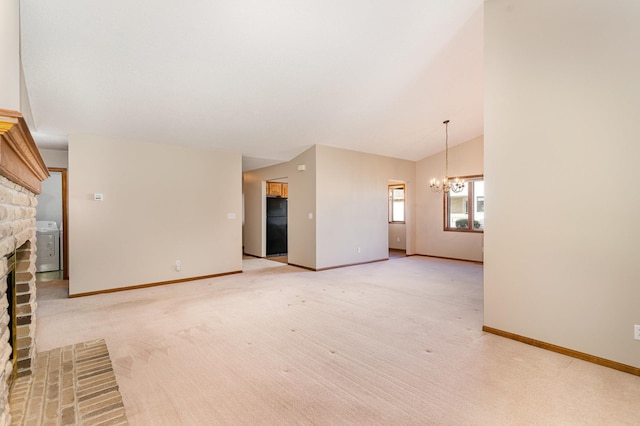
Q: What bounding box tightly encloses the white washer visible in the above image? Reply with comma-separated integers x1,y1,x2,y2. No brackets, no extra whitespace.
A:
36,221,60,272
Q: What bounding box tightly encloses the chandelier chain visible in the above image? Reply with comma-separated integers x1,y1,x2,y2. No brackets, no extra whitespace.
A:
429,119,465,193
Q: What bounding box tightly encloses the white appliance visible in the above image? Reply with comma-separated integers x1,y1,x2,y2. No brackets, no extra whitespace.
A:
35,221,60,272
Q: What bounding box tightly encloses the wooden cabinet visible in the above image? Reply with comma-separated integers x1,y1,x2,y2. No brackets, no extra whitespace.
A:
267,182,288,198
267,182,281,196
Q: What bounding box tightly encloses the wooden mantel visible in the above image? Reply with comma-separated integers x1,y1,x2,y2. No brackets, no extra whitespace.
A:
0,109,49,194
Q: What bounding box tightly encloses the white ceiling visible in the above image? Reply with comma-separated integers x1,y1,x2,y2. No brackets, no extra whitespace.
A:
20,1,484,170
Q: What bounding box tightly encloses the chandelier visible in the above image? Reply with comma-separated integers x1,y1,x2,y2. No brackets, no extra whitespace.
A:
430,120,464,193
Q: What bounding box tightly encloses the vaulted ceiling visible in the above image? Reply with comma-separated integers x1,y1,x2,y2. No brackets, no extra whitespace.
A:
20,1,483,170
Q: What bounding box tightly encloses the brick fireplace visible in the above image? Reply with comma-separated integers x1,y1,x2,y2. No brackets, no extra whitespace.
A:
0,110,49,425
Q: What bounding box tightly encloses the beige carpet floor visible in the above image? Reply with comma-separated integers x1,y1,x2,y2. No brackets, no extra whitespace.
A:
35,257,640,425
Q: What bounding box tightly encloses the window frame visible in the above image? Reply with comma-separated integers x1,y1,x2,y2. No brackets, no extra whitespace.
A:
443,175,484,233
388,184,406,224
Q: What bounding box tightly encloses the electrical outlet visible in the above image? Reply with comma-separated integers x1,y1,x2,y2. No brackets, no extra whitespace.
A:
634,324,640,341
357,247,361,253
175,260,181,272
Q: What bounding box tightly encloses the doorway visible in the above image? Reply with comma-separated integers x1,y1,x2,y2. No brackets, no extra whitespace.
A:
35,168,68,280
266,180,288,258
388,180,407,259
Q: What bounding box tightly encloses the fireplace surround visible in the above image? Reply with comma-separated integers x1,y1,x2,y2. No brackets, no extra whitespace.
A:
0,110,49,425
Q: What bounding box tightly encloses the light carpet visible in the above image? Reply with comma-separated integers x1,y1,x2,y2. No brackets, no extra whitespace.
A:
35,257,640,425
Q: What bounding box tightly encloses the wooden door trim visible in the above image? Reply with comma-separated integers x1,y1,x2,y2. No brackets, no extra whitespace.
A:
48,167,68,279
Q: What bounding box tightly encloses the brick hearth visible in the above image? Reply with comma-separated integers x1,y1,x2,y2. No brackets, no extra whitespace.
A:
9,339,128,425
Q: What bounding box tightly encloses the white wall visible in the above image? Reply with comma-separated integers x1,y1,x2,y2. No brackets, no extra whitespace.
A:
287,147,317,269
0,0,20,110
484,0,640,368
38,148,69,168
388,223,406,250
36,171,62,229
315,145,415,270
68,134,242,295
243,146,317,269
243,145,415,270
416,135,484,261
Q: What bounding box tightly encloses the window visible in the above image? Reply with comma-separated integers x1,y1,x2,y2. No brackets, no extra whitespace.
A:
388,184,405,223
445,176,484,232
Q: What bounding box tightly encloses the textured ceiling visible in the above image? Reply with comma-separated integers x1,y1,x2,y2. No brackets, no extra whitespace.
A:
20,1,483,170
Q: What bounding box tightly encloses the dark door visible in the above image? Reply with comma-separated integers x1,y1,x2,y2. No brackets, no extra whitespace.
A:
266,197,287,256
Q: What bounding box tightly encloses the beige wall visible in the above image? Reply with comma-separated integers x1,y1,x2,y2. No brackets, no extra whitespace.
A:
287,147,317,268
0,0,20,110
388,223,406,250
243,146,317,269
68,134,242,295
243,145,416,270
39,148,69,168
315,145,415,269
416,135,484,261
484,0,640,368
